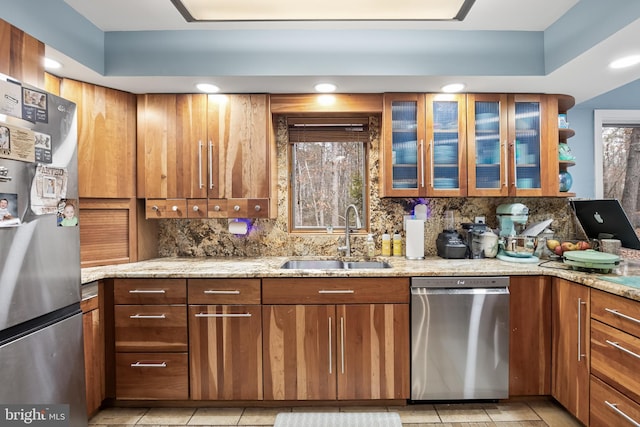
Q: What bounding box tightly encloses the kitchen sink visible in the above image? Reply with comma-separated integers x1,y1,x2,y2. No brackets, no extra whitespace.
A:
280,260,392,270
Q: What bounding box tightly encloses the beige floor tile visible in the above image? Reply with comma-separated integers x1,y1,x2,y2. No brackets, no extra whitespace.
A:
188,407,244,425
390,404,440,423
492,421,548,426
527,400,582,427
291,407,340,413
339,406,389,412
434,403,492,423
88,407,148,425
486,402,541,422
238,407,289,426
136,408,195,425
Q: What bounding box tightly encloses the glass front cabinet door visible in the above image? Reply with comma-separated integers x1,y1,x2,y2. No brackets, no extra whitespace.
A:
382,93,466,197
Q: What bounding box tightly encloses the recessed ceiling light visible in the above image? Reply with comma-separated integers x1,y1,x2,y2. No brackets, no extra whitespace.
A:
609,55,640,69
196,83,220,93
441,83,465,93
44,57,62,69
314,83,337,93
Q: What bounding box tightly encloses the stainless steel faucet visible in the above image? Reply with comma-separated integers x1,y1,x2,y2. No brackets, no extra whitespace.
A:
338,204,362,257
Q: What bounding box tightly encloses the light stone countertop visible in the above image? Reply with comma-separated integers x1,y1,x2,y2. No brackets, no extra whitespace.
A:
81,256,640,302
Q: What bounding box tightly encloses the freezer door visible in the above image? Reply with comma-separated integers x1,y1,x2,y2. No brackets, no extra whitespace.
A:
0,313,87,427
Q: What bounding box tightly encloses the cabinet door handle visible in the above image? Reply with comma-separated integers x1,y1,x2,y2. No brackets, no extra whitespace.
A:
198,140,204,189
420,139,425,188
340,316,345,374
577,298,587,361
605,401,640,426
429,139,434,189
208,140,214,190
129,314,166,319
503,140,508,188
606,340,640,360
128,289,166,294
512,140,518,186
194,313,252,318
318,290,355,294
605,308,640,324
204,290,241,295
130,362,167,368
328,316,333,375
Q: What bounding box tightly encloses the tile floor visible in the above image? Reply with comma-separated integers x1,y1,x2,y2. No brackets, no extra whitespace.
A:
89,399,582,426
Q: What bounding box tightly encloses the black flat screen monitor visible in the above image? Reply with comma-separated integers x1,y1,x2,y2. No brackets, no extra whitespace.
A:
570,199,640,249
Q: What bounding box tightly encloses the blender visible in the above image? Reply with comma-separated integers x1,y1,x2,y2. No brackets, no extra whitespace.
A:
496,203,539,263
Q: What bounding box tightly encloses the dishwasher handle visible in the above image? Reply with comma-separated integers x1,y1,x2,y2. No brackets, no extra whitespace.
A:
411,287,509,296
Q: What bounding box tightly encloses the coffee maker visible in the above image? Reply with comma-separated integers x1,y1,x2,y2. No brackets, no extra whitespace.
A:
496,203,539,263
461,222,490,258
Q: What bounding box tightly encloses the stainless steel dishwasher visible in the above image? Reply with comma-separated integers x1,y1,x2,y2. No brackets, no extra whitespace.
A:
410,276,509,401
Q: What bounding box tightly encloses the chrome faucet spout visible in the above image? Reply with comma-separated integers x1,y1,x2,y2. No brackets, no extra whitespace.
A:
338,204,361,257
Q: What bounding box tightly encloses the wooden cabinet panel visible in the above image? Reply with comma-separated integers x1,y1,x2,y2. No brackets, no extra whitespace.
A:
0,20,44,88
263,305,337,400
262,277,409,305
114,279,186,305
189,305,263,400
509,276,552,396
82,296,104,416
591,288,640,338
188,278,261,305
115,305,187,352
115,352,189,400
551,278,590,425
591,319,640,404
337,303,409,400
590,375,640,427
61,79,136,198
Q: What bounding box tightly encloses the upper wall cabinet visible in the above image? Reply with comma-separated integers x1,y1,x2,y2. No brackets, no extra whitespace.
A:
61,79,137,198
137,94,274,219
0,20,44,88
381,93,467,197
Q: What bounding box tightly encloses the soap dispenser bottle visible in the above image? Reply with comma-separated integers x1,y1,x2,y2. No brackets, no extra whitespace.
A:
366,234,375,257
381,231,391,256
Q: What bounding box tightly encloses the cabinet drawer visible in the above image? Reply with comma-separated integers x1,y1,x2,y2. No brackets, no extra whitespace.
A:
188,279,261,304
590,376,640,427
187,198,208,219
145,199,188,219
116,352,189,400
262,278,409,304
115,305,187,352
591,319,640,403
114,278,186,304
591,289,640,338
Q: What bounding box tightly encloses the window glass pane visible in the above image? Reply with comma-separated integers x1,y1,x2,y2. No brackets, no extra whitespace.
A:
291,140,366,231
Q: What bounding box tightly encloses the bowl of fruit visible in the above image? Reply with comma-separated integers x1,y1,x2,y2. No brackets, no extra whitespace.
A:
546,239,592,258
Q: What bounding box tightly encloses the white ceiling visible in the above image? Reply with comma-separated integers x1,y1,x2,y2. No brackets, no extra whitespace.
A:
41,0,640,104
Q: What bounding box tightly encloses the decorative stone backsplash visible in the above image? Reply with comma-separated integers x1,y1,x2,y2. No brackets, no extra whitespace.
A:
158,115,580,258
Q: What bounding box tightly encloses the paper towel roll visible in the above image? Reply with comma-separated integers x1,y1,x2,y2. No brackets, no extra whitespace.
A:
228,220,248,235
405,219,425,259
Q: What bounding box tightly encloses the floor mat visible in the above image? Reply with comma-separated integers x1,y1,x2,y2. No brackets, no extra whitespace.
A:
273,412,402,427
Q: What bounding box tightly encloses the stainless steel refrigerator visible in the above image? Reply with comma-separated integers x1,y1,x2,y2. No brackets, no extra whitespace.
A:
0,76,87,426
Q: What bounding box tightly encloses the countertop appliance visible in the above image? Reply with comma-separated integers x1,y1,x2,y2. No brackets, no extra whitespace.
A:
0,77,87,426
411,277,509,401
436,230,467,259
496,203,539,263
460,222,489,258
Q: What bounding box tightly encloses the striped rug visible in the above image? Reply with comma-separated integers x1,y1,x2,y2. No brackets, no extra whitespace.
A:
273,411,402,427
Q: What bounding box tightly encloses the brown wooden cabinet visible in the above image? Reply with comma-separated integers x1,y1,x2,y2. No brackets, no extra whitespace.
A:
61,79,137,198
81,284,104,417
381,93,467,197
508,276,552,396
0,19,44,88
589,289,640,426
113,278,188,400
188,279,263,400
137,93,274,218
552,277,590,425
262,277,409,401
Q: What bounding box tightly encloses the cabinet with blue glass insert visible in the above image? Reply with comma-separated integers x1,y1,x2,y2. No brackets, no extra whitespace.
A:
381,93,466,197
467,94,557,196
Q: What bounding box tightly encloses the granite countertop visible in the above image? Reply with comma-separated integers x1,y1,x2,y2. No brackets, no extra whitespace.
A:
81,256,640,302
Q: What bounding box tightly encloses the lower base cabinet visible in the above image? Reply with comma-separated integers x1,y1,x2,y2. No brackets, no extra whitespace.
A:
82,293,104,416
115,352,189,400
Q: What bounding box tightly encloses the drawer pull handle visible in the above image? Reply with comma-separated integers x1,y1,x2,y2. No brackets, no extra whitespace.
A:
131,362,167,368
605,401,640,426
606,340,640,360
129,314,166,319
128,289,166,294
204,290,241,295
318,290,355,294
195,313,252,318
605,308,640,324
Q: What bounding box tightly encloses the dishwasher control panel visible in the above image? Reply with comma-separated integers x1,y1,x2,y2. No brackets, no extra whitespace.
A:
411,276,509,289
